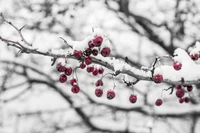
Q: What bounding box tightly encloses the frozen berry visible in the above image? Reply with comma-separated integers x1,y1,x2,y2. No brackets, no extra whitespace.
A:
129,94,137,103
107,90,116,100
190,53,199,60
56,63,66,72
186,85,193,92
98,67,104,74
179,98,184,103
88,41,94,48
59,74,67,83
95,88,103,97
184,97,190,103
153,74,163,84
176,89,185,98
92,69,99,76
87,66,94,73
176,85,182,89
84,57,92,65
71,85,80,94
73,50,83,57
155,99,163,106
65,67,72,76
84,48,92,56
93,36,103,47
70,78,77,86
101,47,111,57
80,63,86,69
92,49,98,56
173,61,182,71
95,79,103,86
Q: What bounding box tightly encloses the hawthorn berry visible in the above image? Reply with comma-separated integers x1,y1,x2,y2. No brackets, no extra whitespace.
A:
65,67,72,76
95,88,103,97
93,36,103,47
92,69,99,76
176,85,182,89
153,74,163,84
173,61,182,71
92,49,98,56
176,89,185,98
87,66,94,73
73,50,83,57
184,97,190,103
101,47,111,57
88,41,94,48
179,98,184,103
186,85,193,92
80,63,86,69
59,74,67,83
84,57,92,65
98,67,104,74
129,94,137,103
190,53,199,60
70,78,77,86
56,63,66,72
155,99,163,106
107,90,116,100
71,85,80,94
95,79,103,86
84,48,92,56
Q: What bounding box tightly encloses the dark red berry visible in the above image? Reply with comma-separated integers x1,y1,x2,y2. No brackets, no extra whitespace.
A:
155,99,163,106
84,48,92,56
95,88,103,97
95,79,103,86
173,61,182,70
179,98,184,103
70,78,77,86
129,94,137,103
88,41,94,48
184,97,190,103
107,90,116,100
153,74,163,84
92,49,98,56
98,67,104,74
71,85,80,94
101,47,111,57
93,36,103,47
65,67,72,76
186,85,193,92
80,63,86,69
87,66,94,73
176,85,182,89
190,53,199,60
56,63,67,72
176,89,185,98
73,50,83,57
92,69,98,76
84,57,92,65
59,74,67,83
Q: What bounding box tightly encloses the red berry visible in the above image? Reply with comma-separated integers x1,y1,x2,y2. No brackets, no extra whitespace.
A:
71,85,80,94
84,48,92,56
95,88,103,97
65,67,72,76
56,63,66,72
176,85,182,89
92,69,99,76
95,79,103,86
173,61,182,71
190,53,199,60
101,47,111,57
84,57,92,65
107,90,116,100
184,97,190,103
176,89,185,98
87,66,94,73
129,94,137,103
93,36,103,47
88,41,94,48
59,74,67,83
98,67,104,74
80,63,86,69
186,85,193,92
179,98,184,103
92,49,98,56
155,99,163,106
73,50,83,57
70,78,77,86
153,74,163,84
